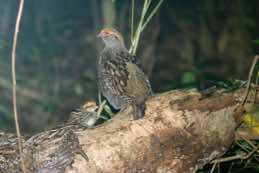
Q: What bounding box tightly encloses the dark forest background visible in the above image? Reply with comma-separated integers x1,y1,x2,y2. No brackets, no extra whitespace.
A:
0,0,258,135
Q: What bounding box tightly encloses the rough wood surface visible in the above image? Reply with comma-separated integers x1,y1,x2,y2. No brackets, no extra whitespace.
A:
0,89,246,173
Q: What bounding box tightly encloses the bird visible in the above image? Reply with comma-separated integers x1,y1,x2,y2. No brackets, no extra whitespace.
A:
97,28,152,119
68,100,99,128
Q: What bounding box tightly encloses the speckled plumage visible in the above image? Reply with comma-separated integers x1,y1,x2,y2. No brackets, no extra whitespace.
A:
97,28,152,119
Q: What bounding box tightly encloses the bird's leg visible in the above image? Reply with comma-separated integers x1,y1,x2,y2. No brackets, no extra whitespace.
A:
132,103,145,120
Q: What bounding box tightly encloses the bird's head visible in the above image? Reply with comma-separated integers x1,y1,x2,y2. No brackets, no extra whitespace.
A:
97,28,125,49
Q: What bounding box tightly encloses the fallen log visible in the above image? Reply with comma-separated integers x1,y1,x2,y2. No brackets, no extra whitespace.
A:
0,89,246,173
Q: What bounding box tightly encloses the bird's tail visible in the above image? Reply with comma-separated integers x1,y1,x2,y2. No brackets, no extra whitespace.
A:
133,103,146,120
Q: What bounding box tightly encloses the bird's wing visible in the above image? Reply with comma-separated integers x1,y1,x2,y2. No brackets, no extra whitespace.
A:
125,62,152,104
99,50,152,107
98,51,132,108
114,51,153,103
101,58,128,95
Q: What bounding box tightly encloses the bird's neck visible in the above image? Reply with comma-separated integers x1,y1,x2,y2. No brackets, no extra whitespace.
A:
104,45,128,52
100,46,128,62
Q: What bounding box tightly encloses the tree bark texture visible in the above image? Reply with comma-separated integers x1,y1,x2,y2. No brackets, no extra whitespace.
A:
0,89,246,173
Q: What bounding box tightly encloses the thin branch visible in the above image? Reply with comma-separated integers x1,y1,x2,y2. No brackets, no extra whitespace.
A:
131,0,135,43
129,0,150,54
235,140,251,153
242,55,259,105
11,0,26,172
104,104,115,117
211,153,245,163
96,100,107,119
141,0,164,32
98,91,102,106
98,93,114,118
129,0,165,55
211,143,259,164
217,163,220,173
210,162,217,173
227,162,234,173
241,137,259,155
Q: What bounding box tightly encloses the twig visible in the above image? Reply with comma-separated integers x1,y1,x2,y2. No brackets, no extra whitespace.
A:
210,162,217,173
211,154,246,164
241,136,259,155
211,143,259,164
129,0,150,54
11,0,26,172
141,0,164,32
227,162,234,173
217,163,220,173
235,140,250,153
97,93,114,118
104,105,115,117
98,91,102,106
131,0,135,44
96,100,106,118
242,55,259,105
129,0,165,55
